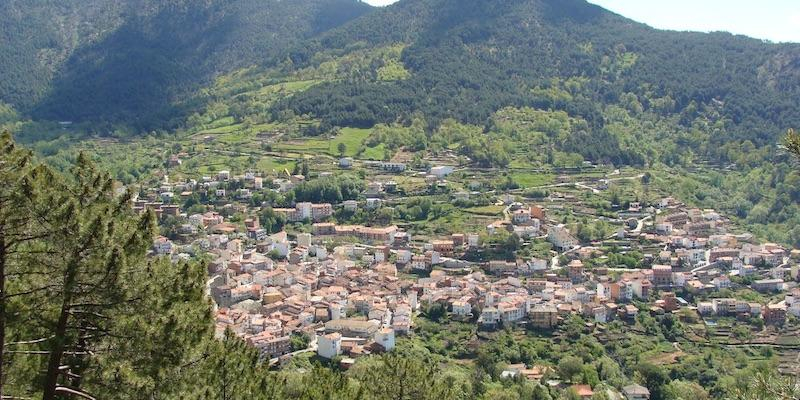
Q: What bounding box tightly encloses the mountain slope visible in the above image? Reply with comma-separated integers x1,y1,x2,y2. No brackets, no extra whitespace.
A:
277,0,800,151
0,0,373,129
0,0,124,110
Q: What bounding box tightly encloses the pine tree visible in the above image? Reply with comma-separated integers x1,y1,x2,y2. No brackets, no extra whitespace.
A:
0,132,76,397
201,328,265,400
0,135,226,400
729,371,800,400
357,353,466,400
84,259,213,399
293,366,359,400
0,131,34,397
33,153,157,399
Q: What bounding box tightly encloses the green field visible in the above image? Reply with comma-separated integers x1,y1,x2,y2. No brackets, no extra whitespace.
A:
359,143,387,160
255,79,320,96
464,205,505,216
273,127,386,159
258,157,297,174
509,172,555,188
330,128,371,157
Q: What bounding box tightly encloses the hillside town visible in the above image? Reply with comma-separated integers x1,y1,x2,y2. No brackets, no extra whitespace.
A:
132,161,800,383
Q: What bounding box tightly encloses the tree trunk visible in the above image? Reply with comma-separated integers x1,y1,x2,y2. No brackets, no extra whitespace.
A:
41,301,70,400
0,231,6,399
42,258,78,400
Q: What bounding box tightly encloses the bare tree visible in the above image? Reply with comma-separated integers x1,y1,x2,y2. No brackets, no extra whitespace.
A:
785,128,800,161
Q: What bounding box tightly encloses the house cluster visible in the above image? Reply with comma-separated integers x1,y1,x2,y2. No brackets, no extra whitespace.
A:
486,203,551,241
498,367,651,400
273,202,333,222
636,200,797,323
206,233,418,360
139,160,798,363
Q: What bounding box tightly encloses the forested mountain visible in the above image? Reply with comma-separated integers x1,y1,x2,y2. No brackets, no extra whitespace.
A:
278,0,800,150
3,0,798,143
0,0,373,129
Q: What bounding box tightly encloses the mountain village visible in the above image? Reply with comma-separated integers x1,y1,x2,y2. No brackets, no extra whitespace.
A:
132,155,800,395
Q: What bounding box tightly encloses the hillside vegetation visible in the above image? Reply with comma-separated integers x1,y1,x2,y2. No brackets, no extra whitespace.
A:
2,0,800,246
280,0,799,152
0,0,373,129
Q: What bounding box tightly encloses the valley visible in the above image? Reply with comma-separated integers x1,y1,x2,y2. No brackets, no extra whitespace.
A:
0,0,799,399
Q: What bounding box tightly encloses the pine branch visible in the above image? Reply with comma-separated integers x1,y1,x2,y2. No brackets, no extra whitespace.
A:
53,386,96,400
4,284,60,299
4,336,54,346
5,351,94,355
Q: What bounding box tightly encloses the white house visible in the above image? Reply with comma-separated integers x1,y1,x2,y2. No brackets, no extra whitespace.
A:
153,236,173,255
312,245,328,260
698,302,715,315
478,307,500,327
160,192,174,202
518,258,547,275
270,237,290,258
672,272,687,288
498,301,526,323
594,306,608,323
712,276,731,290
429,166,454,178
622,384,651,400
374,328,395,351
548,224,578,251
410,255,427,271
512,209,532,224
330,302,346,320
343,200,358,212
366,198,383,210
655,222,673,235
787,290,800,317
317,332,342,359
396,249,412,264
452,300,472,316
379,162,406,172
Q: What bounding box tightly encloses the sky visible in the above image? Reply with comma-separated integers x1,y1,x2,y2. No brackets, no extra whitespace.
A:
362,0,800,43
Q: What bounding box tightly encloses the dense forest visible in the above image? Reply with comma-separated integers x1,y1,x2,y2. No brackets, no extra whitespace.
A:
0,0,373,129
278,0,800,149
3,0,799,140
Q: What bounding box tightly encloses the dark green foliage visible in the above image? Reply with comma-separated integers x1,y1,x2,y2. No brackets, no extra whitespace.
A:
292,175,365,203
636,362,669,400
84,259,213,399
277,0,799,164
0,0,372,129
727,371,800,400
396,197,434,221
422,302,448,322
290,333,311,352
0,131,35,398
260,207,288,234
199,329,271,400
558,356,584,381
353,353,469,400
0,134,211,399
